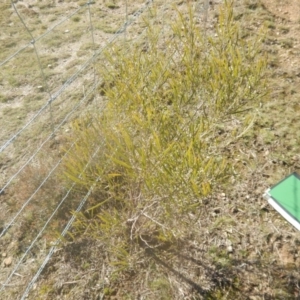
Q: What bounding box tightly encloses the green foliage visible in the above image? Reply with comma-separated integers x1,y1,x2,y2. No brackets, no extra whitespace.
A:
105,1,120,10
149,277,172,299
62,0,266,282
72,16,81,22
208,245,232,268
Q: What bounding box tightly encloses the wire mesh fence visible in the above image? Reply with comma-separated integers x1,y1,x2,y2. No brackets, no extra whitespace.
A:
0,0,213,298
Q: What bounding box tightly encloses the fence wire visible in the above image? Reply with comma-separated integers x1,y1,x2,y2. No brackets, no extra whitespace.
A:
1,138,101,294
20,147,102,300
0,0,215,298
10,0,55,134
0,0,155,298
0,0,154,154
0,4,88,68
0,8,156,246
0,0,155,197
0,81,100,238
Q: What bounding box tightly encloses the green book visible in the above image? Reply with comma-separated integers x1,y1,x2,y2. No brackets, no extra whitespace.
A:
263,172,300,231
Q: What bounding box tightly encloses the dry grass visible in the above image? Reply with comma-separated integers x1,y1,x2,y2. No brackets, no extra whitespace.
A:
0,0,165,298
1,0,300,299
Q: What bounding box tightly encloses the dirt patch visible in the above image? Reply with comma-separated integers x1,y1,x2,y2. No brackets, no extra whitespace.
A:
261,0,300,22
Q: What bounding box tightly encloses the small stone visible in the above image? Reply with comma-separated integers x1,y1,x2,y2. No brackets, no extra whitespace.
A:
48,64,52,68
227,245,233,253
220,193,226,198
3,256,13,267
2,253,6,257
37,86,45,92
64,29,70,33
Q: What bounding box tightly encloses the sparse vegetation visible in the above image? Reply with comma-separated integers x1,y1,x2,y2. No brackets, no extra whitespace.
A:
60,1,268,297
1,0,300,299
